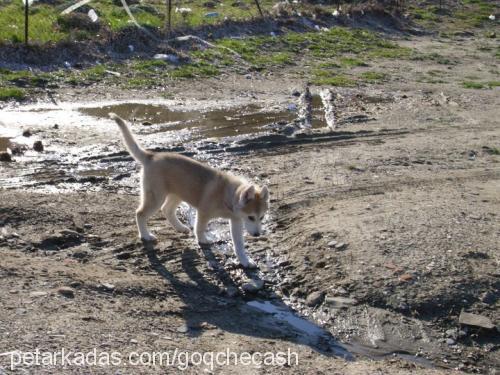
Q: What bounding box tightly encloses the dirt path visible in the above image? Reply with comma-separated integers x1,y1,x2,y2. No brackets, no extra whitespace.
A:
1,34,499,373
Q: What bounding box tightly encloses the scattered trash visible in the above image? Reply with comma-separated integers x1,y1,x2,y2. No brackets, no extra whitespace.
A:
87,9,99,23
153,54,179,64
64,61,71,69
332,10,340,17
204,12,219,18
105,70,121,77
488,14,495,21
175,7,192,15
128,44,135,52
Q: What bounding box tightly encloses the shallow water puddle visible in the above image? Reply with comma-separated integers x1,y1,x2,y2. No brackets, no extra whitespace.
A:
79,99,327,139
246,300,353,358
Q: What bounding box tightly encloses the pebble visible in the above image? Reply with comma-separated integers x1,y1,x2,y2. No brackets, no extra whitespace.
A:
446,338,456,346
306,291,325,307
22,129,32,137
30,291,48,297
335,242,347,250
242,279,264,293
327,240,337,247
57,287,75,298
0,152,12,162
176,324,189,333
33,141,44,152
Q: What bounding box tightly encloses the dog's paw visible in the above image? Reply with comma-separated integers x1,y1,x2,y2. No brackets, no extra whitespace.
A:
141,233,157,243
240,257,258,269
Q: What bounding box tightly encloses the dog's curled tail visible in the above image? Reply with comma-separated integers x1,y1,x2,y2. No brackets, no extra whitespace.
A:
109,113,150,164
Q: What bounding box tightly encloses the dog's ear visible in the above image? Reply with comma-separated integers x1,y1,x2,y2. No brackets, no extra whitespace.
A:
239,185,255,206
260,185,269,202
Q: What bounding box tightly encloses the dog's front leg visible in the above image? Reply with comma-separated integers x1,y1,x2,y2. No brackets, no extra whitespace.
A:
230,218,256,268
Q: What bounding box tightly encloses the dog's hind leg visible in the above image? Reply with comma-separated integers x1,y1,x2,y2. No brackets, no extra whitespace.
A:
136,183,165,242
194,211,210,244
161,195,190,233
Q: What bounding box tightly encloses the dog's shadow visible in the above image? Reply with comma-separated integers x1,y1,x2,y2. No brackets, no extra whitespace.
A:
142,241,352,359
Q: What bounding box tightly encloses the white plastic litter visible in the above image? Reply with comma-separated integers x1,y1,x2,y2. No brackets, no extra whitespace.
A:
332,10,339,17
175,7,192,14
205,12,219,18
488,14,495,21
88,9,99,23
128,44,134,52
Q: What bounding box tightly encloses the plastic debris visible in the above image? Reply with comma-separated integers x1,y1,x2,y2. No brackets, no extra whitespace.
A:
88,9,99,22
320,89,337,130
204,12,219,18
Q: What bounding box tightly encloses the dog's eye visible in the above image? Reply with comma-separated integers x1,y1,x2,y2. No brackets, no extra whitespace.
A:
248,216,255,221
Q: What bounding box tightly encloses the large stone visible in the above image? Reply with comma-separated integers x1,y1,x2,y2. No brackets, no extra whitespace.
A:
242,279,264,293
459,312,495,330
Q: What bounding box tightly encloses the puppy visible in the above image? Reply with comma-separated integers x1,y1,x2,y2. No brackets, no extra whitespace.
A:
109,113,269,268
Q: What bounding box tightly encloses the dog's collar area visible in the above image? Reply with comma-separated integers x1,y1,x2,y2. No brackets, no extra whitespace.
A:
223,198,234,213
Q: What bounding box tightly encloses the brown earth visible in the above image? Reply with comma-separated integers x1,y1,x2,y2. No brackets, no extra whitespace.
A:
0,32,499,374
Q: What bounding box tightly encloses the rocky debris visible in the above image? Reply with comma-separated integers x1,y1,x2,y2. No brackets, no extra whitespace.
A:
335,242,347,250
398,273,414,282
57,287,75,298
324,296,358,309
446,338,456,346
327,240,337,247
22,129,32,137
459,312,495,330
242,279,264,293
306,291,325,307
479,291,496,305
0,151,12,162
33,141,44,152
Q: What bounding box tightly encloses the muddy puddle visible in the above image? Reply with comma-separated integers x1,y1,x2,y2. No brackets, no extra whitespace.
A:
0,95,375,192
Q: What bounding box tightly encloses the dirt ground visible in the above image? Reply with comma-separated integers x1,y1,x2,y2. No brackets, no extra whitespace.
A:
0,32,499,374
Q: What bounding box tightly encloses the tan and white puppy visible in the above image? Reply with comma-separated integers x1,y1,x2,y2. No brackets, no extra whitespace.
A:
110,113,269,268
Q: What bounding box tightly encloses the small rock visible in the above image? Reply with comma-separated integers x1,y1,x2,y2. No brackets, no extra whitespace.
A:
459,311,495,330
445,328,457,338
291,89,301,97
57,287,75,298
0,151,12,162
324,296,358,309
245,74,252,80
33,141,44,152
306,291,325,307
176,324,189,333
101,283,115,291
399,273,413,282
479,291,496,305
242,279,264,293
310,232,322,241
142,121,153,126
335,242,347,250
130,339,138,344
53,124,59,129
446,338,456,346
327,240,338,247
22,129,32,137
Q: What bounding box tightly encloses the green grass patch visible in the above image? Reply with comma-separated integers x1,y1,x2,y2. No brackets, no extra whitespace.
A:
0,87,26,101
359,71,387,82
311,69,356,86
462,81,485,89
339,57,368,67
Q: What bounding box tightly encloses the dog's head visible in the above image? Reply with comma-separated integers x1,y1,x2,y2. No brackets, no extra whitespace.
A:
235,185,270,237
